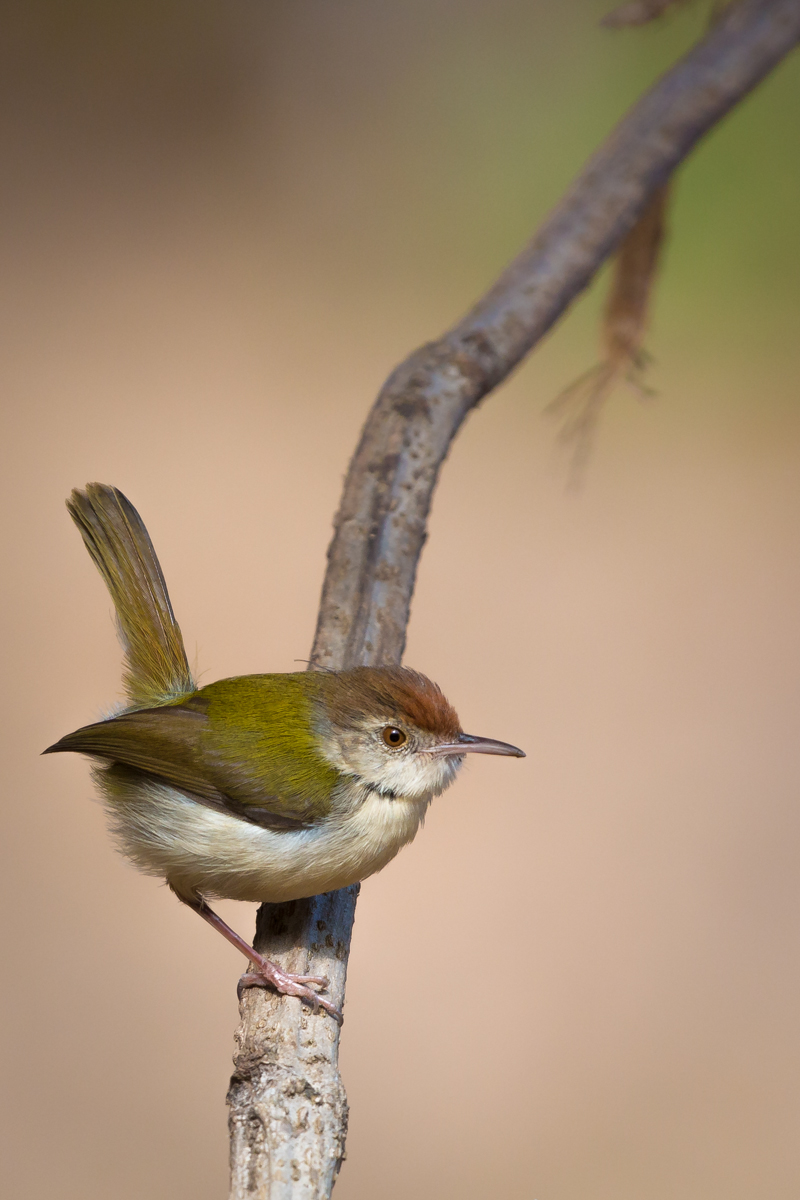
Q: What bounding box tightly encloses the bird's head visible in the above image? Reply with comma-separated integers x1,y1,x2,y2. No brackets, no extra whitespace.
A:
314,666,524,800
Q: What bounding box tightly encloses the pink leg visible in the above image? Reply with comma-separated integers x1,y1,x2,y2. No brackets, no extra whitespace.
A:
174,888,342,1023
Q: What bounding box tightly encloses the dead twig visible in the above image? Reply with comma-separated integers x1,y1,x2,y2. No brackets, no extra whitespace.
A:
548,184,669,483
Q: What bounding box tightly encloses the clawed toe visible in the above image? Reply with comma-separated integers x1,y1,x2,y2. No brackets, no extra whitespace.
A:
237,966,342,1023
288,973,329,987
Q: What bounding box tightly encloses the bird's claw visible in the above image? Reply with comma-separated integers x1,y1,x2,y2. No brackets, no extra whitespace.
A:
238,964,342,1023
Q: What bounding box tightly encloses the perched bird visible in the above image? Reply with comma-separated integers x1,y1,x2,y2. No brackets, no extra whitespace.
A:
45,484,524,1019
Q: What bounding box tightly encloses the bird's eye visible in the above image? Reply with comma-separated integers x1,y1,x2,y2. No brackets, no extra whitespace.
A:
381,726,407,748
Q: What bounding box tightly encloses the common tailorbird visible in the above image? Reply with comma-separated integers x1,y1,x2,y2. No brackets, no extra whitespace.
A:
45,484,524,1019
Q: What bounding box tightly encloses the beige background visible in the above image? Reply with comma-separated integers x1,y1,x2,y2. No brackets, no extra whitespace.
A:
2,2,800,1197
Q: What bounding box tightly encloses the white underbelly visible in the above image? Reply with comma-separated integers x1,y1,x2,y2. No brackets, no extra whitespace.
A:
97,768,430,902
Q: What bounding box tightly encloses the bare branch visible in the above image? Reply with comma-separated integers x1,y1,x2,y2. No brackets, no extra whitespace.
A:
309,0,800,674
228,890,359,1198
227,3,800,1195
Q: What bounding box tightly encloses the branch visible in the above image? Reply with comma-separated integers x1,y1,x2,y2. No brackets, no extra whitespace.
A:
227,2,800,1195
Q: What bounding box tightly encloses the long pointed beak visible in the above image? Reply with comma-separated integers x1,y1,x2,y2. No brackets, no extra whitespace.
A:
430,733,525,758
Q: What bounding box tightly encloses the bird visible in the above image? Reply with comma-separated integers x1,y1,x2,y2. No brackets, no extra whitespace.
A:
45,484,525,1020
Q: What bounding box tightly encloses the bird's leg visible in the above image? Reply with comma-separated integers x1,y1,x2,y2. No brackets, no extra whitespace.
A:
171,887,342,1022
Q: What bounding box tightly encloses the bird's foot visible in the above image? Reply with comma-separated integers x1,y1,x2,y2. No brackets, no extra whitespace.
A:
172,889,343,1022
238,957,342,1023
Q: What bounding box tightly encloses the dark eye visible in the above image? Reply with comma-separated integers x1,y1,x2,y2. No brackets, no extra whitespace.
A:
381,726,407,748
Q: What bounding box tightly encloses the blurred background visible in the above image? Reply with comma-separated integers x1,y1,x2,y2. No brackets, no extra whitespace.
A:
2,1,799,1197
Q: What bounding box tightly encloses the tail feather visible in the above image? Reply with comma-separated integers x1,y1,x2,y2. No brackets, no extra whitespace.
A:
68,484,196,708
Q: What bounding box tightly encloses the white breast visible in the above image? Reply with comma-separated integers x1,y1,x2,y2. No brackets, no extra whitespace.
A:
96,766,430,902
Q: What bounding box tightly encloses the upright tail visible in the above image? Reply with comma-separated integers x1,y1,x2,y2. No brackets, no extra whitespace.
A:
68,484,196,708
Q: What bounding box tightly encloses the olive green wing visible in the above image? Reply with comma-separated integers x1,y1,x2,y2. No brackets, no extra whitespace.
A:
43,701,322,830
195,675,339,824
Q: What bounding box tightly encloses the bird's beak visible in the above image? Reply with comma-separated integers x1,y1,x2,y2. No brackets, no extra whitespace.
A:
430,733,525,758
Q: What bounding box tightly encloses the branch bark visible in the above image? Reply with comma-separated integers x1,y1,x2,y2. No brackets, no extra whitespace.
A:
227,2,800,1195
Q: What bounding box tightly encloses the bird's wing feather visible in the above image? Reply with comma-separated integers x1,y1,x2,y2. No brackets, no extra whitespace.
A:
44,702,324,830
